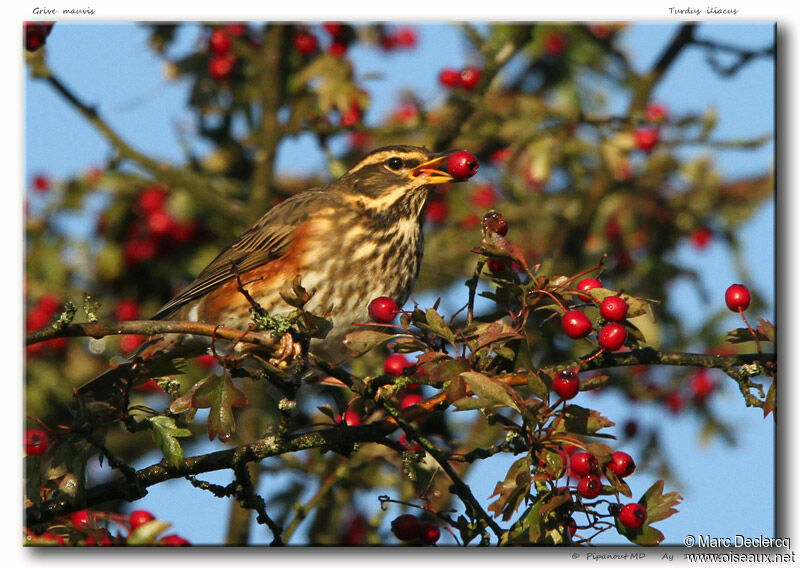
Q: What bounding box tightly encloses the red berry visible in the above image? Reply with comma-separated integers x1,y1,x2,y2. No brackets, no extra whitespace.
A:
33,174,51,192
644,102,668,123
394,27,417,47
225,23,247,37
114,299,139,321
561,310,592,339
134,379,163,393
438,68,461,88
425,197,448,225
340,101,362,127
577,475,602,499
69,510,92,529
446,151,479,180
607,451,636,478
293,30,318,56
138,186,167,214
419,523,440,545
323,22,344,37
725,283,751,312
25,22,51,52
634,127,659,153
599,296,629,322
383,353,410,375
598,323,627,351
576,278,602,302
471,184,497,209
690,369,716,402
342,408,362,426
459,66,481,90
208,28,232,54
664,391,685,414
128,510,155,530
543,32,567,56
196,353,217,369
328,41,348,57
486,258,509,274
24,428,50,456
399,433,423,451
570,452,597,477
37,294,62,317
208,54,236,80
400,393,423,410
391,514,421,541
368,296,398,323
566,516,577,536
618,503,647,530
481,210,508,236
121,334,146,352
690,226,713,249
553,369,580,400
159,534,190,546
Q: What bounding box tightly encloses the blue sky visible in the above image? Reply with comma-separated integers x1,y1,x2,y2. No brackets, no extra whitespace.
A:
24,22,774,546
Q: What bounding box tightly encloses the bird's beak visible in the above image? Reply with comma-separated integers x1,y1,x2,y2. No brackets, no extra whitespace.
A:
409,154,455,185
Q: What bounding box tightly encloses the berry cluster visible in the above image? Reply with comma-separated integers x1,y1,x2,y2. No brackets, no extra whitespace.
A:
206,24,247,81
634,102,668,153
560,278,631,352
438,66,482,90
379,27,418,51
390,514,441,545
122,186,198,267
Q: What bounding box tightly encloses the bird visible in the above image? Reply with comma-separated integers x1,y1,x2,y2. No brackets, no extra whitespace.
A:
78,145,476,401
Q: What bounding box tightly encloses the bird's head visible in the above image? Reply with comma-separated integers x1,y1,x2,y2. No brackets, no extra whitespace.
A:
334,145,476,216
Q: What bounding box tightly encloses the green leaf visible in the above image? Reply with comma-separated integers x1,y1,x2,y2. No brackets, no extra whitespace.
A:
423,308,456,345
461,371,517,411
126,520,172,545
342,330,394,356
192,374,249,442
616,518,665,546
580,374,611,391
488,456,532,521
555,405,616,436
725,327,771,344
639,480,683,524
527,370,550,400
149,415,191,468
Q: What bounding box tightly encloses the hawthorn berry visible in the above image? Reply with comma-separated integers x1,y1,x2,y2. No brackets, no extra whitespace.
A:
159,534,191,546
644,102,668,123
342,408,362,426
543,32,567,56
128,510,155,530
419,523,441,545
599,296,629,322
481,210,508,237
138,186,167,214
438,68,461,88
471,184,497,209
446,151,479,180
69,510,92,530
459,66,481,90
391,514,421,541
725,283,751,312
400,392,423,410
25,22,53,52
565,516,577,536
293,30,318,56
634,127,659,153
394,27,417,48
690,226,713,249
328,41,348,56
598,323,627,351
577,474,603,499
368,296,398,323
33,174,51,192
618,503,647,530
664,391,685,414
114,299,139,321
607,451,636,478
323,22,344,37
208,28,232,54
425,197,448,225
561,310,592,339
576,277,602,302
570,452,598,477
24,428,50,456
487,258,509,274
208,54,236,80
383,353,410,375
553,369,580,400
196,353,217,369
690,369,716,402
340,101,362,127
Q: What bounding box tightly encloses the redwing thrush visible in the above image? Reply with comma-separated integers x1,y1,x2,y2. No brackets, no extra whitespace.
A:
79,145,476,399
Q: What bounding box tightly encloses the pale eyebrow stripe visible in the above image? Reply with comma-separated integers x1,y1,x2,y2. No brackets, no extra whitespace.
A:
347,151,425,175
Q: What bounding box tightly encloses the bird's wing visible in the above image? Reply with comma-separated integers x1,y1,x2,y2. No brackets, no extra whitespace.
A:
151,188,330,320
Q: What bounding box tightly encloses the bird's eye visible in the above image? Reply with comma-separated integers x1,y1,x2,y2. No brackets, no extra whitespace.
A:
386,157,404,171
